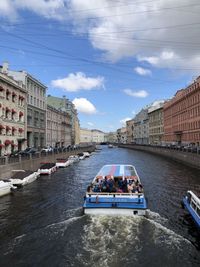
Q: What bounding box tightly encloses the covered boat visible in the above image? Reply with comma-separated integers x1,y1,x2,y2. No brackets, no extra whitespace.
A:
9,170,39,187
38,163,57,175
83,164,147,216
56,158,71,168
182,191,200,228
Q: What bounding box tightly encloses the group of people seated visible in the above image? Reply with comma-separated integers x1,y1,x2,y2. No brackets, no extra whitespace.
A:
87,175,143,194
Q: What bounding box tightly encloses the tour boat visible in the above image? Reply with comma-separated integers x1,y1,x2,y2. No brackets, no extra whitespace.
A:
83,164,148,216
0,180,16,197
38,163,57,175
56,158,71,168
182,191,200,228
9,170,39,187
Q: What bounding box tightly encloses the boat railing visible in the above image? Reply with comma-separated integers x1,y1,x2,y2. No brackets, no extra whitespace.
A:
87,192,144,197
188,191,200,210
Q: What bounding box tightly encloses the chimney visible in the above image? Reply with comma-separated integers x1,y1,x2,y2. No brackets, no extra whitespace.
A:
2,61,9,74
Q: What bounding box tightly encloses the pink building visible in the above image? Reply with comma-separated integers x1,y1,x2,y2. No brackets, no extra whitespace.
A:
163,77,200,145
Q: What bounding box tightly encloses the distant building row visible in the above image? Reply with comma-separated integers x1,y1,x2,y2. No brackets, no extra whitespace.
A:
117,76,200,146
0,62,80,156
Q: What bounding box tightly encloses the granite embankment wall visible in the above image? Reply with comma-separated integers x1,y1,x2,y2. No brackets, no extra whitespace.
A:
119,144,200,170
0,146,95,179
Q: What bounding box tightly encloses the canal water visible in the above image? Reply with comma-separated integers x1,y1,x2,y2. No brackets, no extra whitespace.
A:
0,146,199,267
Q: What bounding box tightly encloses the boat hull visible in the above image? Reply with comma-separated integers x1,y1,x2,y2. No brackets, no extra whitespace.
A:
84,207,146,216
0,181,11,197
182,196,200,228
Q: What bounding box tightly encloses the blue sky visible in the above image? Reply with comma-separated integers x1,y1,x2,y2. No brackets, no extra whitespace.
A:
1,0,200,132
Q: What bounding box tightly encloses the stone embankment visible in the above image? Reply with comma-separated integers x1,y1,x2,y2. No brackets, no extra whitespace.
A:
119,144,200,170
0,146,95,179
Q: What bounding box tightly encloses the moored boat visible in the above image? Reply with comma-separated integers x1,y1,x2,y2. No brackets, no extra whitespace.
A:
68,155,79,163
56,158,71,168
9,170,39,187
83,164,147,216
38,163,57,175
182,190,200,228
108,144,113,148
0,180,15,197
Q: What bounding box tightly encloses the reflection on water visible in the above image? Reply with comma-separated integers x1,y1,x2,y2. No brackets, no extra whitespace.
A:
0,146,200,267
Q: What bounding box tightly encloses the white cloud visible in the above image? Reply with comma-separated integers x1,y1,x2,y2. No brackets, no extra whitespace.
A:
2,0,200,72
87,122,94,126
134,67,151,76
124,89,148,98
51,72,104,92
72,98,97,114
120,117,132,126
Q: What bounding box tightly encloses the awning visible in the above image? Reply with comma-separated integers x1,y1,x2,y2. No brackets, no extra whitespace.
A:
4,140,11,146
0,144,5,148
6,126,11,131
6,107,11,112
6,89,11,94
12,127,16,131
0,125,5,129
18,128,24,133
12,109,16,113
19,111,24,116
0,86,5,91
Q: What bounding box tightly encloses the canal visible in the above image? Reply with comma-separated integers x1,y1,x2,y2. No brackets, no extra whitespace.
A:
0,146,200,267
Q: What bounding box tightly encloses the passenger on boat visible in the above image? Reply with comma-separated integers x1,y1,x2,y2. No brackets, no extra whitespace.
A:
118,178,123,189
101,176,108,192
87,185,93,193
122,178,128,193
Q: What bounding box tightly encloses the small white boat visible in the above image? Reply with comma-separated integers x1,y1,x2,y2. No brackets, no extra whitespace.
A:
56,158,71,168
83,152,90,158
78,152,86,160
38,163,57,175
108,144,113,148
68,155,79,163
0,180,14,197
9,170,39,187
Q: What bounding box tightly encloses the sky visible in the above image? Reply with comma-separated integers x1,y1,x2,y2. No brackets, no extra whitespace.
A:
1,0,200,132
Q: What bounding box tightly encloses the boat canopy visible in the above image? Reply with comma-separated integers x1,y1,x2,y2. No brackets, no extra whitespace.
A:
96,165,137,180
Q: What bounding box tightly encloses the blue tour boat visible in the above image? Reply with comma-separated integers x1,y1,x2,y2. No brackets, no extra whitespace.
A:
83,164,148,216
182,191,200,228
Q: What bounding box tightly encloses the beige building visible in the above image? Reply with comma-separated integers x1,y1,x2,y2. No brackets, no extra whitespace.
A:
91,129,105,143
148,101,164,145
80,128,92,143
47,96,79,145
0,69,27,156
105,132,117,143
116,127,127,143
126,119,135,143
46,105,71,147
80,128,105,143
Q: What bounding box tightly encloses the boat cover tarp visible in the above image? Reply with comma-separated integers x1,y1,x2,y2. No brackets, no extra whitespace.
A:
96,165,137,178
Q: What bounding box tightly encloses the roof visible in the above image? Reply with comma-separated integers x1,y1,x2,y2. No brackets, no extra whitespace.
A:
96,164,137,178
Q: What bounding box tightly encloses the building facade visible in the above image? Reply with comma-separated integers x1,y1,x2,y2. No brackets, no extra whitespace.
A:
46,105,71,147
47,96,80,145
134,108,149,144
5,63,47,148
116,127,127,143
0,69,27,156
91,129,105,143
80,128,92,143
163,77,200,145
126,119,135,143
148,101,164,145
105,132,117,143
